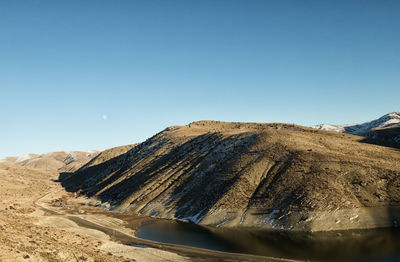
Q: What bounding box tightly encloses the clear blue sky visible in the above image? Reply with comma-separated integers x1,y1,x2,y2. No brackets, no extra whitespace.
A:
1,0,399,157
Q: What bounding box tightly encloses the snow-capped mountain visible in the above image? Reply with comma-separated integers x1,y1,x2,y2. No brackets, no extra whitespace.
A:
313,112,400,144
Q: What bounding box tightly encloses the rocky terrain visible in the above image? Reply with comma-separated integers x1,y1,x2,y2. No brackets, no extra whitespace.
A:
314,112,400,145
61,120,400,232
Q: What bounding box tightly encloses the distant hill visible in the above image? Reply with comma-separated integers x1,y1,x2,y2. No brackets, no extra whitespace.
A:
61,120,400,232
314,112,400,145
1,151,99,172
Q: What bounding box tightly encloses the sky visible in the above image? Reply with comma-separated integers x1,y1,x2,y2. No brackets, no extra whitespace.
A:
1,0,399,157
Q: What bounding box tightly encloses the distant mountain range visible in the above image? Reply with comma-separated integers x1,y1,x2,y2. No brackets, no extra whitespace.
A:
313,112,400,145
0,151,99,172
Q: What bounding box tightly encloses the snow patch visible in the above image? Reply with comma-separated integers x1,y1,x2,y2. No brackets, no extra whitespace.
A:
312,124,344,132
147,141,159,149
216,217,231,227
240,209,249,224
179,212,204,224
64,153,77,165
263,211,276,227
16,154,36,162
86,150,98,157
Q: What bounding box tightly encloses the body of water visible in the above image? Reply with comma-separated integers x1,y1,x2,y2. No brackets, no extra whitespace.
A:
136,220,400,261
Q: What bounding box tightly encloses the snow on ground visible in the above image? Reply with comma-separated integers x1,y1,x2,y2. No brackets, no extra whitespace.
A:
179,212,204,224
313,112,400,135
86,150,98,157
312,124,345,132
64,152,77,165
16,154,37,162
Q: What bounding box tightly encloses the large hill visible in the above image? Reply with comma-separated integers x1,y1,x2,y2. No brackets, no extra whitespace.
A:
61,120,400,232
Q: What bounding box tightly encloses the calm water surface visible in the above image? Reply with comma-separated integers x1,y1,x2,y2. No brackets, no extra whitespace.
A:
136,220,400,261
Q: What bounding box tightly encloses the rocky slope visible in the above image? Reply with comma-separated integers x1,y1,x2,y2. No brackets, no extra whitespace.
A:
314,112,400,145
61,121,400,232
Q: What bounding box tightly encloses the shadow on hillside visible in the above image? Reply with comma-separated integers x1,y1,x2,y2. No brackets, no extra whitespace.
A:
358,137,400,150
58,132,259,220
57,172,73,182
354,125,400,150
57,141,145,194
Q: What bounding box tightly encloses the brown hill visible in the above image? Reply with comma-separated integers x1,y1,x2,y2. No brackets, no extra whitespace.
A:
79,145,137,170
61,121,400,232
1,151,99,172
